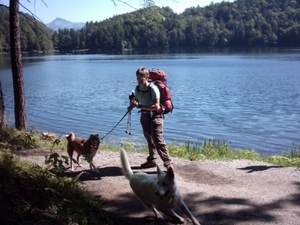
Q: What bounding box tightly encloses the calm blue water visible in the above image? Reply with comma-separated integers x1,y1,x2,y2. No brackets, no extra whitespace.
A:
1,50,300,155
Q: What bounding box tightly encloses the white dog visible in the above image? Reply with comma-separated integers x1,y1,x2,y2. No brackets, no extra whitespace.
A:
120,149,200,225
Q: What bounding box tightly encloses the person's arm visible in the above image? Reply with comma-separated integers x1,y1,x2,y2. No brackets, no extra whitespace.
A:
137,85,161,112
137,98,160,111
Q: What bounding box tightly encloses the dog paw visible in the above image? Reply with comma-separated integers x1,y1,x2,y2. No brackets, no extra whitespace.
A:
155,213,165,221
156,216,165,222
172,217,185,224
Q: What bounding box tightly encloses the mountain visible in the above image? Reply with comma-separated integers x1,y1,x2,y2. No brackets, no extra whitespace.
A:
46,18,85,31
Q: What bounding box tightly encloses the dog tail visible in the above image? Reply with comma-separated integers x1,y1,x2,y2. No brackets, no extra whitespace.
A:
67,132,75,141
120,148,133,180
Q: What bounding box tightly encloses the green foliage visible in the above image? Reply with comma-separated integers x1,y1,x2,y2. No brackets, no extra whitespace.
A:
11,132,39,149
114,137,300,168
0,127,39,150
268,143,300,167
1,0,300,53
0,4,53,53
230,149,262,160
120,141,136,151
98,143,119,151
53,0,300,51
167,139,300,168
0,127,299,224
43,135,78,175
0,148,16,178
45,150,70,174
289,143,300,158
265,155,300,167
0,149,111,225
199,139,232,159
1,126,19,137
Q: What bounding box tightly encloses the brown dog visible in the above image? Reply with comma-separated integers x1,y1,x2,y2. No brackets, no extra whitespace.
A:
66,132,100,173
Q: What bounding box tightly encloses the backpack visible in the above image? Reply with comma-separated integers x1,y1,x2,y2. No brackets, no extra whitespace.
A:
137,68,174,114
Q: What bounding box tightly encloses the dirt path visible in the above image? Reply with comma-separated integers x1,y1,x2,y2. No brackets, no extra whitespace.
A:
16,149,300,225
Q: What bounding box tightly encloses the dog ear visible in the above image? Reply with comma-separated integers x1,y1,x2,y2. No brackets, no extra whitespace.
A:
157,165,163,176
166,167,174,179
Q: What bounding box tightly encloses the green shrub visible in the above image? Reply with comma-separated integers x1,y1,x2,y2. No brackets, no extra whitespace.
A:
0,149,111,225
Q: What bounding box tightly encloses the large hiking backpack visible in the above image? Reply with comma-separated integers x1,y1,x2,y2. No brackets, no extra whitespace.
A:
138,68,174,114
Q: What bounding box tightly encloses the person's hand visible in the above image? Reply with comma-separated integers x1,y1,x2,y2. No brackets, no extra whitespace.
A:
131,100,139,108
127,100,138,111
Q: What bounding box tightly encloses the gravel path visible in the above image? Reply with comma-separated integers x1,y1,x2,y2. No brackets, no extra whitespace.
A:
17,149,300,225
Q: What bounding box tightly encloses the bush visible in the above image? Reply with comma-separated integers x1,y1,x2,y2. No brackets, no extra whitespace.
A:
0,149,112,225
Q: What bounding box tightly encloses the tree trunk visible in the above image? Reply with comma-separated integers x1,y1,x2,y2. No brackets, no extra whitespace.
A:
0,81,6,129
9,0,27,130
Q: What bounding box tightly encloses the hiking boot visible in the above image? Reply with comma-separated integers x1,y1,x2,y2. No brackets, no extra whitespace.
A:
140,161,157,168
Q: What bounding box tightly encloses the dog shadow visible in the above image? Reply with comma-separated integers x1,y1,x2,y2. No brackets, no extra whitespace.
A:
63,169,102,181
63,166,163,181
237,165,283,173
63,166,124,181
98,166,124,177
131,166,160,175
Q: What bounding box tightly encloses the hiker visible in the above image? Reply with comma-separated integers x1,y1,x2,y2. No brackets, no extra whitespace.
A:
127,66,173,169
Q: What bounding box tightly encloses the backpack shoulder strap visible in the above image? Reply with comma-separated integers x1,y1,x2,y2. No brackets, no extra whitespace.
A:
136,83,157,98
136,84,150,93
149,82,155,88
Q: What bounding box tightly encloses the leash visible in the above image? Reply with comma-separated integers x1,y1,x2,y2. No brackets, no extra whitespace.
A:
100,110,130,140
101,91,135,140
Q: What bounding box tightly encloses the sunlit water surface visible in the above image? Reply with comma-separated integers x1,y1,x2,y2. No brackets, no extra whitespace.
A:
1,50,299,155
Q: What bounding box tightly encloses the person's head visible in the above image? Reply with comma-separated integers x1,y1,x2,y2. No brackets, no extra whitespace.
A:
136,66,149,85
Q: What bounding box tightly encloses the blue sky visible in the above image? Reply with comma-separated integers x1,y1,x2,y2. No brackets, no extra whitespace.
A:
0,0,234,24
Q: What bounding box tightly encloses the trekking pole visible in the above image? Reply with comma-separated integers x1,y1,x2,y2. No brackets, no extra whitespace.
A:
126,90,135,135
126,110,132,135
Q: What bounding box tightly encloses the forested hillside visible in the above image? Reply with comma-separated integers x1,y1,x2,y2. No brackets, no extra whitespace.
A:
0,4,54,53
1,0,300,53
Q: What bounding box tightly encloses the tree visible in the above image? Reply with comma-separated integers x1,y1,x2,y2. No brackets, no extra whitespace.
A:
7,0,168,131
0,82,6,129
9,0,26,130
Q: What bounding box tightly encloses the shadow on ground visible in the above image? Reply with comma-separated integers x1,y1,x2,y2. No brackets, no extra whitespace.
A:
85,166,300,225
103,181,300,225
237,165,283,173
63,166,124,180
13,150,300,225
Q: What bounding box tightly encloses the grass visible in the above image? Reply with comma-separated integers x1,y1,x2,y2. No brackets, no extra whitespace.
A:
118,139,300,168
0,149,112,225
0,127,299,224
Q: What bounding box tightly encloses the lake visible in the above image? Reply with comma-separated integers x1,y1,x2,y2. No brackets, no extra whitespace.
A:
0,49,300,155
